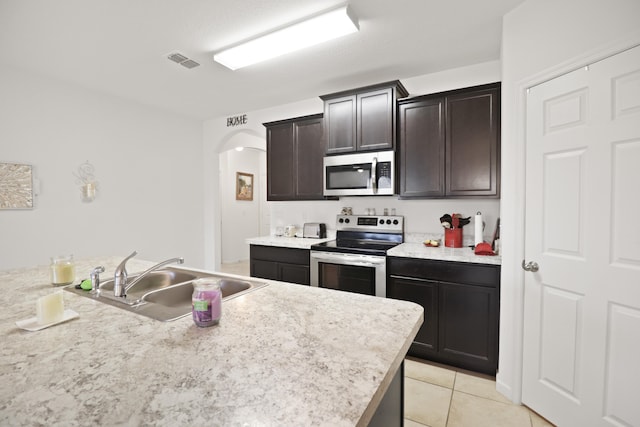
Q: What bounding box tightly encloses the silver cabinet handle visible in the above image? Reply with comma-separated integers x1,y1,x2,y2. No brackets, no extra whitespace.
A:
522,260,539,272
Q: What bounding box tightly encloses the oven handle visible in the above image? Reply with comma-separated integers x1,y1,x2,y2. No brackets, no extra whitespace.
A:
310,251,386,268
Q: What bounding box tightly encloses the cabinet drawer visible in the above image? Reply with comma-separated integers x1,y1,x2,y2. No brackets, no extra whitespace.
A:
387,257,499,288
250,245,310,265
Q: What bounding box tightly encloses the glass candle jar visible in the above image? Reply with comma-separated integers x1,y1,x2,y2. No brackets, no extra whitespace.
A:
192,279,222,327
50,255,76,286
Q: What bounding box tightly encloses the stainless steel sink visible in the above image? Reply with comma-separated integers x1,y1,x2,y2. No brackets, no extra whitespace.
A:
65,266,267,321
100,270,199,299
144,279,252,307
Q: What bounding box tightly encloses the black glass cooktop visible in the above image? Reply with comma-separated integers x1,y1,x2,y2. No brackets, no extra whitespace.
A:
311,231,402,256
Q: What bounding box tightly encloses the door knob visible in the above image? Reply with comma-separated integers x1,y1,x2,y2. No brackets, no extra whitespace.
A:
522,260,539,272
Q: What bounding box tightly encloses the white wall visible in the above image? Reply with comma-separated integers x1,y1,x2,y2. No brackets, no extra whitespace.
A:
498,0,640,403
203,60,503,269
0,65,205,271
219,148,264,263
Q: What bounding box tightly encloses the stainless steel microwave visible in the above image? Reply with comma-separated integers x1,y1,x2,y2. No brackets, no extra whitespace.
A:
323,150,395,196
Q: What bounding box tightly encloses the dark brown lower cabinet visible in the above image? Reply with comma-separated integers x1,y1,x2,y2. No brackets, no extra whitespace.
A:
387,257,500,375
249,245,310,285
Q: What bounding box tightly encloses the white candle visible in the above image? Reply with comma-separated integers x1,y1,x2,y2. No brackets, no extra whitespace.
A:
36,291,65,324
51,260,75,285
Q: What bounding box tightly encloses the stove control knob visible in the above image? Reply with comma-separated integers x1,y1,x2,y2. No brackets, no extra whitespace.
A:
393,219,399,225
338,218,344,223
379,219,384,225
386,219,392,225
344,218,350,224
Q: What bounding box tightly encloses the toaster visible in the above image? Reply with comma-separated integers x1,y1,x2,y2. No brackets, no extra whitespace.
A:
303,223,327,238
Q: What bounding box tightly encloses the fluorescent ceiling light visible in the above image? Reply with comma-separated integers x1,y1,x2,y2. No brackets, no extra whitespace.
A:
214,5,359,70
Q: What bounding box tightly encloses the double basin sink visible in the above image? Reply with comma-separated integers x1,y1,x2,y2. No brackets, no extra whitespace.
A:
65,267,267,321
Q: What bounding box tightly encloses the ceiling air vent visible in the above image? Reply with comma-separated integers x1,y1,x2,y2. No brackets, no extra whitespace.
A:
166,52,200,69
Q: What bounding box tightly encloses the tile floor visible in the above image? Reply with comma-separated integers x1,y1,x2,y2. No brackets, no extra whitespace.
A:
219,260,250,276
404,357,555,427
219,261,555,427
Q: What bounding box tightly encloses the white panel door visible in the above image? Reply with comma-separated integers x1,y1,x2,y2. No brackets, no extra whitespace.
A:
523,45,640,426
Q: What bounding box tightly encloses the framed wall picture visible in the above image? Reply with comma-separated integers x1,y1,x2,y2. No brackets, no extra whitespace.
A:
0,162,34,210
236,172,253,201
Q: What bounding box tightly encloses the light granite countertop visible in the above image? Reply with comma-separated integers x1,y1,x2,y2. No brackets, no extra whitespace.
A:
246,235,333,249
388,242,502,266
0,256,422,426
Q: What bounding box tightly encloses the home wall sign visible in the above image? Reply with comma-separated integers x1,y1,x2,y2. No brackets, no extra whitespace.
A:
226,114,248,127
0,162,34,209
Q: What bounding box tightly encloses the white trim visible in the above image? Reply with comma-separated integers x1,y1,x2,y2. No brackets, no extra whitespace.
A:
497,28,640,404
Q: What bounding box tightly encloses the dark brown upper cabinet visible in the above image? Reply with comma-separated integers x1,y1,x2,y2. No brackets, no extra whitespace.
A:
321,81,408,154
264,114,326,201
398,83,500,198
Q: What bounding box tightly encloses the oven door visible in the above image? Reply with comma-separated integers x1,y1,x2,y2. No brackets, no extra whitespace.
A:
310,251,386,297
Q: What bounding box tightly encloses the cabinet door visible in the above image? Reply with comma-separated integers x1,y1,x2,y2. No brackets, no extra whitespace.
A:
358,88,394,151
279,263,310,285
266,123,295,200
388,275,438,357
293,117,325,199
398,97,445,197
439,281,498,374
446,86,500,197
250,259,279,281
324,95,356,154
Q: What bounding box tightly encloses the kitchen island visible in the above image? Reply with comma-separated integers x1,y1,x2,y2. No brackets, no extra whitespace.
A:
0,257,422,426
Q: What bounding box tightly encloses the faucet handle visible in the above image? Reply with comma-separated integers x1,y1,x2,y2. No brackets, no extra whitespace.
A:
114,250,138,297
116,251,137,276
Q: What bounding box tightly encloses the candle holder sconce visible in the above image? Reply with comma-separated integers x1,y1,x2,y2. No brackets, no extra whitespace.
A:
74,161,99,202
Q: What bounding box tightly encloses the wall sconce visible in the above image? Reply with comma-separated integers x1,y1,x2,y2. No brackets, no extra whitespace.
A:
73,161,99,202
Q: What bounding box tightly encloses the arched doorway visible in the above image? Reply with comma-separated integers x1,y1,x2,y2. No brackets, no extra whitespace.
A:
217,130,267,274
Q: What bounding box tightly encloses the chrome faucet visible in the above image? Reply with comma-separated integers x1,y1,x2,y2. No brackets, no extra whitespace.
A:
113,250,184,297
113,250,138,297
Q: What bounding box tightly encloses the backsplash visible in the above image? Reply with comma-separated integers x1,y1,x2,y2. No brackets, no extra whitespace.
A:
269,196,500,244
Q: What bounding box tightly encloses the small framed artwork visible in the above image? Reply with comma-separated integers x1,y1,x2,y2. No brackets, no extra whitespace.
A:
0,162,34,210
236,172,253,201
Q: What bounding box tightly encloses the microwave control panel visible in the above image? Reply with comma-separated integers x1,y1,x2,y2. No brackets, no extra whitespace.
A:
377,162,392,178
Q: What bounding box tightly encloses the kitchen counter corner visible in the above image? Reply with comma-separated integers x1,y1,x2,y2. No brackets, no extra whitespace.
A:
387,242,502,265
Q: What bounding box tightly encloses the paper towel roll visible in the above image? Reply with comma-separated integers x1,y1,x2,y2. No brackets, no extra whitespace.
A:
474,212,483,245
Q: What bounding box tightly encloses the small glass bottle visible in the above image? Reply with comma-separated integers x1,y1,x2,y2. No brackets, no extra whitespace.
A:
192,279,222,327
50,255,76,286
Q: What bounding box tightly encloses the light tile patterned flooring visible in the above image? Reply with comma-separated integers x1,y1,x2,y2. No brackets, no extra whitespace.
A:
404,357,555,427
220,262,555,427
220,260,251,276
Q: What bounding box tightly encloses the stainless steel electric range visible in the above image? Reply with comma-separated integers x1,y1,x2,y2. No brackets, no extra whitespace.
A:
310,215,404,297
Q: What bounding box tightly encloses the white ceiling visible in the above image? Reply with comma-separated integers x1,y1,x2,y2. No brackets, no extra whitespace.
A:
0,0,525,120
